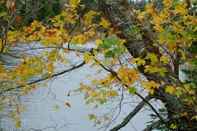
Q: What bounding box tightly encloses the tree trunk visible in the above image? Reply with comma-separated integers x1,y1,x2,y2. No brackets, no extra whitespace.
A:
94,0,197,130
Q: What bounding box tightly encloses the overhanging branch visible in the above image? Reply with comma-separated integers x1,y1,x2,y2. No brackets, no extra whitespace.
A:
0,61,85,95
110,95,153,131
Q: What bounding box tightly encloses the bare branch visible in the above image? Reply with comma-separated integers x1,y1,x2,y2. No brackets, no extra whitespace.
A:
110,95,153,131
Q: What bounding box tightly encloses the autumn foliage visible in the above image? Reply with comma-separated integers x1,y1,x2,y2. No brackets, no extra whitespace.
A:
0,0,196,130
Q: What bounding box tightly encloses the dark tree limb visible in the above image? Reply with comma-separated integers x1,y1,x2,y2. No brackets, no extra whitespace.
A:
110,95,153,131
0,61,85,95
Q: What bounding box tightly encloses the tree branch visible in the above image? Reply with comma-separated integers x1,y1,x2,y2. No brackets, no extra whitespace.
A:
0,61,85,95
92,56,166,128
110,95,153,131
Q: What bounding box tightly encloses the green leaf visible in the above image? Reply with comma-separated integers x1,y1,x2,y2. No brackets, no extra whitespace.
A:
105,50,115,57
88,114,97,120
128,87,136,94
0,11,7,17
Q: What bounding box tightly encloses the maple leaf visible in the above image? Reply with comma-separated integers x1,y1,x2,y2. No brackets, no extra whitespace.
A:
99,17,110,28
142,80,160,94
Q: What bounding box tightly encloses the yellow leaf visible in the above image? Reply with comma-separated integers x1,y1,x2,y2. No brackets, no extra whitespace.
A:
15,120,21,128
172,22,184,33
137,11,146,21
142,80,160,94
118,67,139,85
47,50,58,61
153,24,164,32
146,53,158,64
145,65,167,76
41,28,63,45
133,57,146,66
145,3,155,15
95,39,103,46
165,85,176,94
30,20,43,30
107,90,118,97
72,34,87,44
163,0,172,8
178,49,186,60
99,17,110,28
191,115,197,121
167,42,177,52
170,123,177,129
7,31,17,43
69,0,80,8
84,10,98,25
89,91,98,97
83,52,92,63
160,55,170,64
47,62,54,74
175,3,187,15
84,29,96,38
